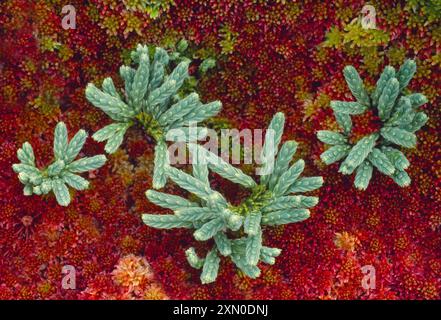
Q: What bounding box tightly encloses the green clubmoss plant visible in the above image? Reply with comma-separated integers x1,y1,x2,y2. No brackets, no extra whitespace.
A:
85,44,222,189
12,122,107,206
142,112,323,283
317,60,429,190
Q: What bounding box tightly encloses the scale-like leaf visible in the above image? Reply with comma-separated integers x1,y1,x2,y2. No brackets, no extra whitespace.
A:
262,209,310,226
407,93,428,108
102,77,120,99
167,166,212,199
391,170,411,187
52,179,70,206
119,65,135,98
148,79,178,109
54,122,68,160
400,112,428,133
339,133,378,175
159,93,200,125
244,211,262,236
191,144,256,188
152,142,169,189
17,142,35,166
150,48,169,81
261,246,281,258
175,207,218,222
86,84,133,121
317,131,348,145
268,140,298,190
334,112,352,134
176,101,222,126
396,59,416,91
230,254,261,278
354,160,373,190
214,233,232,256
148,61,165,93
288,177,324,193
371,65,395,106
330,101,367,115
192,162,209,185
343,66,370,106
260,246,281,265
260,112,285,183
193,217,225,241
200,250,220,284
378,78,400,120
387,97,414,126
262,196,302,212
272,160,305,196
93,123,131,142
142,214,193,229
381,146,410,171
245,229,262,266
168,60,189,89
146,190,197,211
320,144,351,165
367,148,395,176
47,159,65,177
224,211,243,231
380,127,416,148
185,247,204,269
63,172,89,190
131,53,150,110
12,163,40,176
68,155,107,173
64,129,88,163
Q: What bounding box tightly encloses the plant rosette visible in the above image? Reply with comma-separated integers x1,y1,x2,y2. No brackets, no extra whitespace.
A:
12,122,107,206
85,44,222,189
142,112,323,283
317,60,429,190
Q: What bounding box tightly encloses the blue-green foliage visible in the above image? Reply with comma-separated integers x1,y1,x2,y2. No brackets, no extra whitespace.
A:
142,113,323,283
317,60,428,190
12,122,106,206
85,44,222,189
